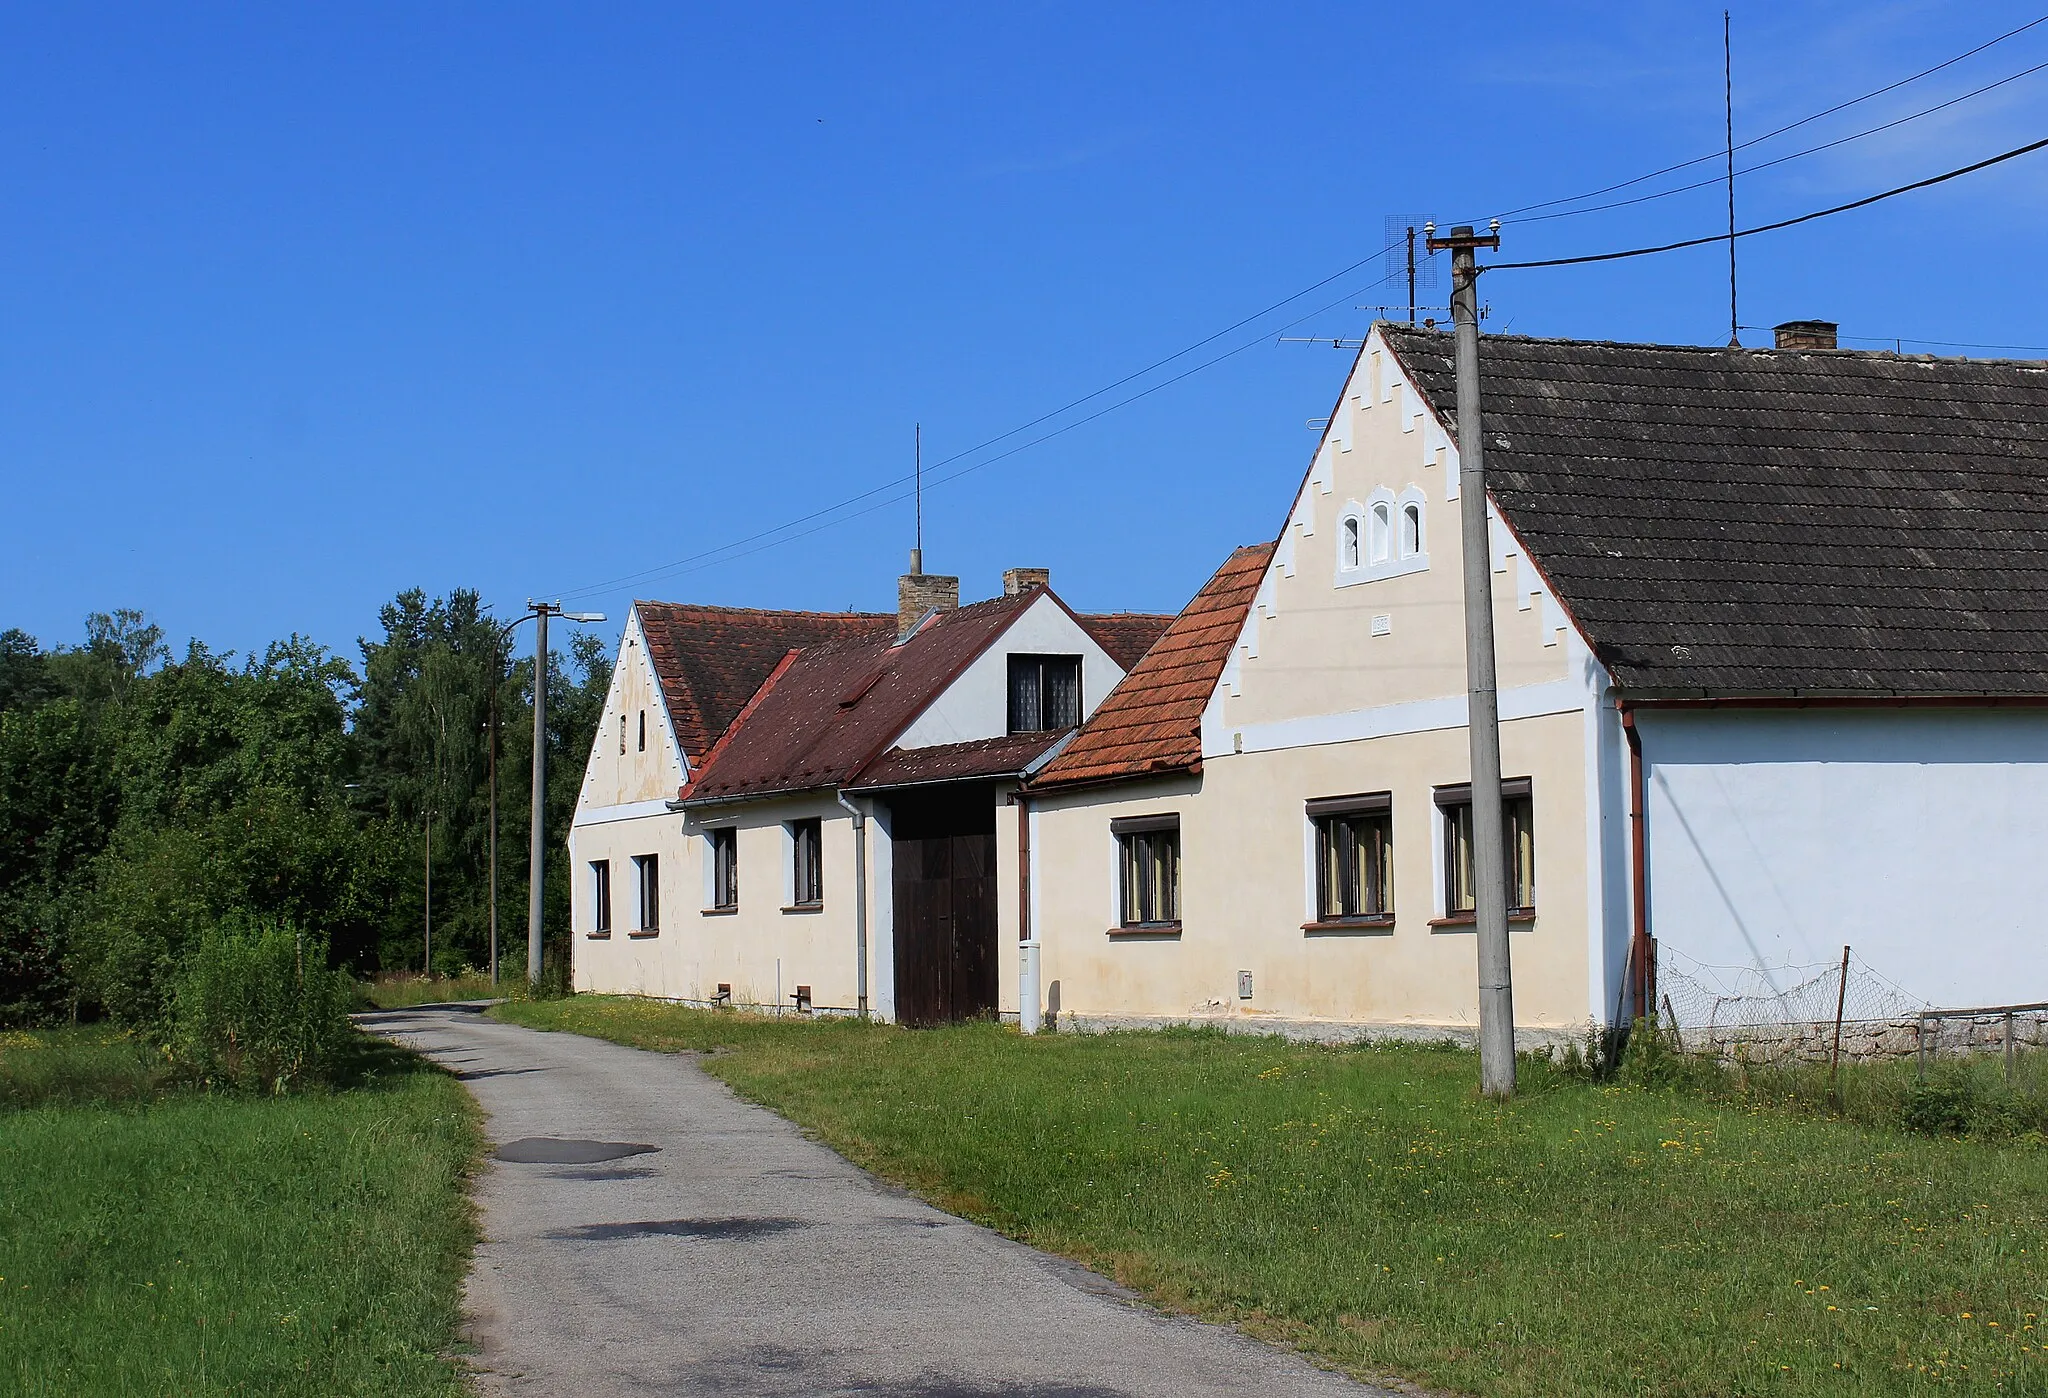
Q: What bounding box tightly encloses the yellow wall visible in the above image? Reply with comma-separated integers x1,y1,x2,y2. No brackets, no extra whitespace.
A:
1029,711,1591,1031
578,609,689,811
573,793,870,1012
1029,326,1612,1033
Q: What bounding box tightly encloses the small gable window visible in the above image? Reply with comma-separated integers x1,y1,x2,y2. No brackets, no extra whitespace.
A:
1008,654,1082,733
1341,516,1361,570
1368,502,1393,564
637,710,646,752
1401,501,1423,559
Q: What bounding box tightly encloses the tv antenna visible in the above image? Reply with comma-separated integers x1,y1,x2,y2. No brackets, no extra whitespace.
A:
911,422,924,574
1382,215,1440,326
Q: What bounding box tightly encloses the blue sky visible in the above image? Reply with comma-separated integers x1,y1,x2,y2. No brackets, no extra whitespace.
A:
6,2,2047,663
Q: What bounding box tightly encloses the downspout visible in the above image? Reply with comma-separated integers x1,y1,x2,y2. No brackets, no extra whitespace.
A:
1616,698,1652,1025
1015,790,1041,1033
836,792,870,1017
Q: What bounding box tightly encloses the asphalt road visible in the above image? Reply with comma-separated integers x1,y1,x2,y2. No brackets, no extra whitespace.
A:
362,1004,1399,1398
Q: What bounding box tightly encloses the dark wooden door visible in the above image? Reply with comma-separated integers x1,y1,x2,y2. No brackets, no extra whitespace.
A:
890,788,998,1026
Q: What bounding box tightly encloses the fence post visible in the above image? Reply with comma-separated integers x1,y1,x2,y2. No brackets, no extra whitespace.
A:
1916,1014,1929,1081
2006,1012,2017,1084
1828,945,1851,1111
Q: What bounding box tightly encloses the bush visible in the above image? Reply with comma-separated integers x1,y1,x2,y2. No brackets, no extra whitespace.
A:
168,918,354,1092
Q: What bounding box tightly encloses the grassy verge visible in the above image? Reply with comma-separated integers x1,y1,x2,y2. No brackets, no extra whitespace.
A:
358,973,503,1010
0,1028,480,1396
495,997,2047,1397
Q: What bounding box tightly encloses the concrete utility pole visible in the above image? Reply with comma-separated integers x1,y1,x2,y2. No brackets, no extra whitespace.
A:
526,602,551,987
1428,220,1517,1099
520,600,608,987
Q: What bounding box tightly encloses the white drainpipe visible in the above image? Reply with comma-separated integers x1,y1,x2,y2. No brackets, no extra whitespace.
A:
836,792,870,1016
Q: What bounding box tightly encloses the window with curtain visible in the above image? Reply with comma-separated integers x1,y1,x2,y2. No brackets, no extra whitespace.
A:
1341,515,1361,569
1112,815,1180,928
789,818,823,907
1435,780,1535,918
1309,793,1392,924
1008,654,1082,733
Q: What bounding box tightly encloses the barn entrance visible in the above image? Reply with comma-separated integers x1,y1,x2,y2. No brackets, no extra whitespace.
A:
888,784,998,1026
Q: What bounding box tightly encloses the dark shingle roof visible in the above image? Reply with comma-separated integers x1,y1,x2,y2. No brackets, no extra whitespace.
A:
634,602,894,760
1382,327,2048,697
1029,543,1274,789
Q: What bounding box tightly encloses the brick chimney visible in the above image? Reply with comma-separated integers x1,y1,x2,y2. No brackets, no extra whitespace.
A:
1773,320,1838,351
1002,567,1050,597
898,552,959,639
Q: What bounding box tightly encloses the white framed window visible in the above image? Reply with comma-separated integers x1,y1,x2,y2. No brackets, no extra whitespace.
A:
631,853,660,934
703,828,738,911
1401,500,1423,558
589,859,612,936
786,818,823,909
1336,487,1431,587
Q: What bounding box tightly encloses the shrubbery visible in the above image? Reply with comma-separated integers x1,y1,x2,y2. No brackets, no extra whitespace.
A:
168,918,355,1092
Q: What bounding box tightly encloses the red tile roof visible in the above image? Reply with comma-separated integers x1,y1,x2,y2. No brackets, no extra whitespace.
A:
1027,543,1275,790
634,602,894,761
679,593,1040,803
1077,613,1175,670
848,732,1066,792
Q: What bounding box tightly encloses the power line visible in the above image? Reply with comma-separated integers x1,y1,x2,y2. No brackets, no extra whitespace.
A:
1489,12,2048,223
555,22,2048,600
552,236,1413,600
1509,55,2048,229
1487,135,2048,271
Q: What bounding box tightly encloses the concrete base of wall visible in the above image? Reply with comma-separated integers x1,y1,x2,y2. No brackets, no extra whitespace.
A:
1053,1012,1588,1051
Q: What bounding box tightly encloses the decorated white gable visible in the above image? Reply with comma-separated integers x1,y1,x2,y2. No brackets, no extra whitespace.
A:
575,606,690,820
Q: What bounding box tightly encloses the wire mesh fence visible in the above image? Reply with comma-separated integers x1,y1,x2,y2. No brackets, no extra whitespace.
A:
1657,945,2047,1076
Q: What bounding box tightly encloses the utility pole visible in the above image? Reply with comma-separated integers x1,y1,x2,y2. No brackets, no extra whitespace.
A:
1427,220,1516,1099
526,601,551,987
424,811,432,974
488,661,499,986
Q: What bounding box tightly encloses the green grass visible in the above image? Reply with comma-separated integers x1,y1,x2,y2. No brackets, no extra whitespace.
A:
495,997,2048,1397
357,973,503,1010
0,1028,481,1396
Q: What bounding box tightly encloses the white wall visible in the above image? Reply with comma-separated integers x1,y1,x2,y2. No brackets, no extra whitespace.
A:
894,593,1124,749
1640,707,2048,1011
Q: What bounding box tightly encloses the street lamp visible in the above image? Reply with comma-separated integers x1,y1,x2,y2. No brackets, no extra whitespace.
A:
487,601,607,988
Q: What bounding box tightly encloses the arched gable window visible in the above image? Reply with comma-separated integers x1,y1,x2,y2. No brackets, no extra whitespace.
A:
1368,502,1392,564
1400,501,1423,558
1341,516,1361,570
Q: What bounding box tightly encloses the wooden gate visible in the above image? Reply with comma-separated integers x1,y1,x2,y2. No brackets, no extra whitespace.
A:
889,787,998,1026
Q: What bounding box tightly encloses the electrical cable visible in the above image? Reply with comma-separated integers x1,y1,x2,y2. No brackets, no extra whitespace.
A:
1487,12,2048,223
554,21,2048,600
1486,134,2048,271
1507,56,2048,228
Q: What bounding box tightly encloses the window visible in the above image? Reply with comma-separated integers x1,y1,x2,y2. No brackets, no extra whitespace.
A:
1341,516,1361,570
631,853,660,933
1008,654,1082,733
618,714,626,755
789,818,822,908
637,709,646,752
1309,793,1392,924
590,859,612,936
1435,779,1535,918
1112,814,1180,929
1369,501,1392,564
708,828,738,910
1400,501,1423,558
